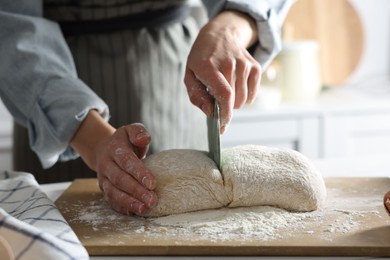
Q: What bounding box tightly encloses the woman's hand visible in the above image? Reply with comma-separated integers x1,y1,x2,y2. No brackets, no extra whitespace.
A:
185,10,261,133
71,110,157,215
95,123,158,215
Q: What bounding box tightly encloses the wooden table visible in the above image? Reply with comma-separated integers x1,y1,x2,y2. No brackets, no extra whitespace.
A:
55,177,390,257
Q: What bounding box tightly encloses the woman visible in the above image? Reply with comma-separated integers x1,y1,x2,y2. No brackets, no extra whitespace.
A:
0,0,290,215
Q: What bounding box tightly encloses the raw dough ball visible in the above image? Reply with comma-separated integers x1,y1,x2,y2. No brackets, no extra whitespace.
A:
222,145,327,211
142,145,326,217
142,149,230,217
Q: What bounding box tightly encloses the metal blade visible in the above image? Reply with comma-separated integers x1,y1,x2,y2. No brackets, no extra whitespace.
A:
207,100,221,171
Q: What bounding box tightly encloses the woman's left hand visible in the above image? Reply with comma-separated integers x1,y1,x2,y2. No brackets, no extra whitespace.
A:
185,10,261,133
70,110,158,215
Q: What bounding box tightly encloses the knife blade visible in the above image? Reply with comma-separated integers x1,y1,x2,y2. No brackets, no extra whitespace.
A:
207,99,221,171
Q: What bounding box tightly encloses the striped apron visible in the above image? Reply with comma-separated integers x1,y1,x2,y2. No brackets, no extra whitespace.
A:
13,1,208,183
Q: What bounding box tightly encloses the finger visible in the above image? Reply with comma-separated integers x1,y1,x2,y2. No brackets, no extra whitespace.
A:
246,58,262,104
102,163,157,208
202,71,234,134
184,68,213,117
113,144,156,190
125,123,151,159
101,179,148,215
220,56,236,88
234,59,250,109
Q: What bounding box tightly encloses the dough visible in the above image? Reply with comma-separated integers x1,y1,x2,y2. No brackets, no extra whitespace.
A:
222,145,326,211
142,145,326,217
142,149,230,217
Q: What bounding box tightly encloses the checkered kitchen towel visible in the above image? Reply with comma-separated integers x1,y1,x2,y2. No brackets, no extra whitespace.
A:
0,171,89,259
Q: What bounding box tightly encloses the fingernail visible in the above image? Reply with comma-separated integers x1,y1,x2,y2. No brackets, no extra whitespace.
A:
136,131,149,141
142,176,153,190
221,124,228,134
142,193,157,208
247,97,255,105
131,202,146,215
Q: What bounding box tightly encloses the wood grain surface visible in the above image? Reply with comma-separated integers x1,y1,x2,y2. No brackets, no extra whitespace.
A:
283,0,364,86
56,177,390,256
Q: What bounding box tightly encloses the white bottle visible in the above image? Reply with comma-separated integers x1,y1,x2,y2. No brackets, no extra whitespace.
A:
275,41,322,102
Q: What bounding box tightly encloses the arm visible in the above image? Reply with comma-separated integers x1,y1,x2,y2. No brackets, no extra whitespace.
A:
70,110,157,215
202,0,293,68
186,0,293,133
185,9,261,133
0,1,108,167
0,1,157,215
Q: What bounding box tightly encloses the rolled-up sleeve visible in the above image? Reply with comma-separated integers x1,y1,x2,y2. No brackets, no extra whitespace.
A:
202,0,294,68
0,1,109,169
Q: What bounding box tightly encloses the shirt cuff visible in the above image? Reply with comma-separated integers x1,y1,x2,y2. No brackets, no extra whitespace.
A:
204,0,293,69
223,0,283,69
28,77,109,169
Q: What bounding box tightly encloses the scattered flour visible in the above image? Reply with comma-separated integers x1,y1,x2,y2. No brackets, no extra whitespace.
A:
151,206,311,241
66,186,384,243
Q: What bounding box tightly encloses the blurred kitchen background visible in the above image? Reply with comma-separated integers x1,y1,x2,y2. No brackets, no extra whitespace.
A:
1,0,390,173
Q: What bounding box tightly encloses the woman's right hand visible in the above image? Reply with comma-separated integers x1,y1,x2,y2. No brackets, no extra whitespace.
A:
184,10,261,134
71,110,158,215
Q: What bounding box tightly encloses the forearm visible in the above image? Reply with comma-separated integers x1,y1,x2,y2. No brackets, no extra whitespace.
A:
70,110,115,172
202,0,290,68
209,10,258,49
0,5,110,168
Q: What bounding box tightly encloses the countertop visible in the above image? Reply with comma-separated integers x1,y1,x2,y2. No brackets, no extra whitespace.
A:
42,156,390,260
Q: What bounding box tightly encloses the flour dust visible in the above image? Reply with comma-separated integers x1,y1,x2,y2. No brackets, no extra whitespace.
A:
64,185,383,243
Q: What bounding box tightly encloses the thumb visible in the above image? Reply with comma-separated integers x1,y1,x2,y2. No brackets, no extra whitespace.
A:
126,123,151,159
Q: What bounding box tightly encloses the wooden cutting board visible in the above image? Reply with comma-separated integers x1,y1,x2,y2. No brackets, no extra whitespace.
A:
283,0,364,86
56,177,390,256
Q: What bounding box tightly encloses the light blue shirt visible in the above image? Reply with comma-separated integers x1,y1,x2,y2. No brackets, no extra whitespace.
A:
0,0,291,169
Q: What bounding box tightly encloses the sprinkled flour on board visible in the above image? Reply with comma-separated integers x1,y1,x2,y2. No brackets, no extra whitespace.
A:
150,206,311,241
63,183,384,243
